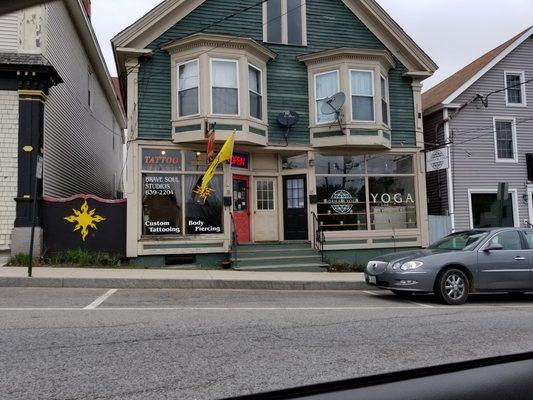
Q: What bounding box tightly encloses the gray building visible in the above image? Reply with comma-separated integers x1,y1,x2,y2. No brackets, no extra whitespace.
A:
423,26,533,233
0,0,126,254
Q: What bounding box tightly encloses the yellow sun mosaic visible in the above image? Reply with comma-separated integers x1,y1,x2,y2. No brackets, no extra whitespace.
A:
64,200,106,241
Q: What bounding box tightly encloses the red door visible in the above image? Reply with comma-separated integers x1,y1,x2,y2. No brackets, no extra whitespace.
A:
233,175,250,243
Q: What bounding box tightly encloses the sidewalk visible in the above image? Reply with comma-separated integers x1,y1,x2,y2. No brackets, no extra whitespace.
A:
0,267,369,291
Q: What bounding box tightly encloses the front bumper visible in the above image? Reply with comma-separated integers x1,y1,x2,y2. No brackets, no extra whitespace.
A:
364,270,435,293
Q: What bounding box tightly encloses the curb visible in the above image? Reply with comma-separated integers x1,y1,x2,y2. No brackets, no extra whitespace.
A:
0,277,372,291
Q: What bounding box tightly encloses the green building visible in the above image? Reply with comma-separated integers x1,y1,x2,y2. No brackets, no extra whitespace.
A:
113,0,437,269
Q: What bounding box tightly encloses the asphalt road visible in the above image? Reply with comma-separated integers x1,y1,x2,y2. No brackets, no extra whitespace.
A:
0,288,532,400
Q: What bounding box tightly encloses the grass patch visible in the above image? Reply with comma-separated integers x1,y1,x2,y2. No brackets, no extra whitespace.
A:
9,249,125,268
327,262,365,273
9,253,34,267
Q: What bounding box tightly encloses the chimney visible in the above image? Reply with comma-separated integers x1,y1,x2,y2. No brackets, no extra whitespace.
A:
82,0,91,19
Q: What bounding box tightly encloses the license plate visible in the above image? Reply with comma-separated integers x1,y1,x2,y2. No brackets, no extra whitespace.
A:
368,275,377,285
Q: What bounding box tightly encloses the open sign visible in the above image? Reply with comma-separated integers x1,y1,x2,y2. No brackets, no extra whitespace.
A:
231,152,249,169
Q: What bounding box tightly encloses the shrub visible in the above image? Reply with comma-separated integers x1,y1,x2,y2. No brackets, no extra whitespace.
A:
9,253,32,266
327,262,365,273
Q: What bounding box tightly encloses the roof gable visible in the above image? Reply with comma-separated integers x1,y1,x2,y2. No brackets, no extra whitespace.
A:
112,0,436,75
423,26,533,111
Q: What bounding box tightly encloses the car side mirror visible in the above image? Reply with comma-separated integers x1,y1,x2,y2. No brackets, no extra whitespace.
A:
484,243,503,252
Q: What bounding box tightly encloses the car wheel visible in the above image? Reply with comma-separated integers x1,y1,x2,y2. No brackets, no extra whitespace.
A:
435,269,469,305
391,290,413,298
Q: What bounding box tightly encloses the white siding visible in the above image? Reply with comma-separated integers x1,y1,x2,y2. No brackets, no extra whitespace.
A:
450,36,533,230
0,91,19,250
0,12,19,52
42,2,123,199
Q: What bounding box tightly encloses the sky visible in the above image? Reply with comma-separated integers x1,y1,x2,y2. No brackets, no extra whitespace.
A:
92,0,533,91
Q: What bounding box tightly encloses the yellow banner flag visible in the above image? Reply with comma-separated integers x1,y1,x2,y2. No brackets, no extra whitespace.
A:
194,131,235,202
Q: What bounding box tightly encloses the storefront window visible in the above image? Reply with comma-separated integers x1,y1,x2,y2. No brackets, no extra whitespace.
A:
142,173,182,235
315,154,365,175
369,177,417,230
185,175,224,234
367,154,413,174
142,149,181,171
141,148,224,237
316,177,367,231
315,153,417,232
282,154,307,170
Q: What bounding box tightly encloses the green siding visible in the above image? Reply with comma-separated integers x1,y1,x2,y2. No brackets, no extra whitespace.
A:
137,0,415,146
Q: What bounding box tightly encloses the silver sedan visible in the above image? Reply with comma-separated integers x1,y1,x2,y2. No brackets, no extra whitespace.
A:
364,228,533,305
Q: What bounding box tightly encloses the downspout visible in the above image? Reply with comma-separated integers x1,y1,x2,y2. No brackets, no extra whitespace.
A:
443,108,455,232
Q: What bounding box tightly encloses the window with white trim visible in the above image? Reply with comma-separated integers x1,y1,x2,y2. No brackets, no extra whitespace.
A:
350,70,374,122
264,0,305,45
248,65,262,120
494,119,516,162
380,75,389,126
211,59,239,115
470,192,515,228
505,71,526,105
315,70,339,124
178,59,199,117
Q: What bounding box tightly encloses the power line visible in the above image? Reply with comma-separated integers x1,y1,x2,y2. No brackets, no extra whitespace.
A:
453,116,533,147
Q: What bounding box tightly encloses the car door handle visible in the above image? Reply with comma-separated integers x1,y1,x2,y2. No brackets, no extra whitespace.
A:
514,256,526,261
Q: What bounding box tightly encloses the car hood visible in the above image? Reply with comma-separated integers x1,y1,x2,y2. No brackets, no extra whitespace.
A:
373,249,450,264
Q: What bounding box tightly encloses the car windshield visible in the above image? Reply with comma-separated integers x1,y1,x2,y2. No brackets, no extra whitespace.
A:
428,231,489,251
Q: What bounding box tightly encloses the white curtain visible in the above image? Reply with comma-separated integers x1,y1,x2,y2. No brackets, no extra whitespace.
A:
316,71,338,123
179,60,198,90
316,71,338,99
351,71,373,96
212,60,237,88
249,67,260,93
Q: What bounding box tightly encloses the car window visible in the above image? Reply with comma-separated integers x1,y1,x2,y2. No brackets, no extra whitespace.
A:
524,231,533,249
429,231,488,250
486,230,523,250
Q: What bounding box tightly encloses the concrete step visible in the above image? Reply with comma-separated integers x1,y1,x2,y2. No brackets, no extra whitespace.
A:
236,242,312,252
235,255,323,268
236,249,319,259
233,263,329,272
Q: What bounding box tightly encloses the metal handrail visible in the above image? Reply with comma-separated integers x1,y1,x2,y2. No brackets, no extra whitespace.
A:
311,212,325,263
230,212,238,268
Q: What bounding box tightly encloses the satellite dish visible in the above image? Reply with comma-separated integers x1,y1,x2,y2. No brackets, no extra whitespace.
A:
321,92,346,115
277,111,300,147
277,110,300,128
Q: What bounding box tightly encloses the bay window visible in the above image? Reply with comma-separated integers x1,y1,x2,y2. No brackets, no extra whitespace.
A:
315,154,417,232
315,70,339,124
211,59,239,115
249,65,262,120
380,75,389,126
178,59,199,117
350,70,374,122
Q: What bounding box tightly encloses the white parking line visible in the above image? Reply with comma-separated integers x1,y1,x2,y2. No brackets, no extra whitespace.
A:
83,289,118,310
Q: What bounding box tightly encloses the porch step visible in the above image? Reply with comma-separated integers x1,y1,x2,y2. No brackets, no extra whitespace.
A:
237,249,319,259
234,255,323,268
233,263,329,272
232,242,329,272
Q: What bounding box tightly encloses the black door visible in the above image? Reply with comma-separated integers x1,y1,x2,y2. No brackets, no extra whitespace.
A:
283,175,308,240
